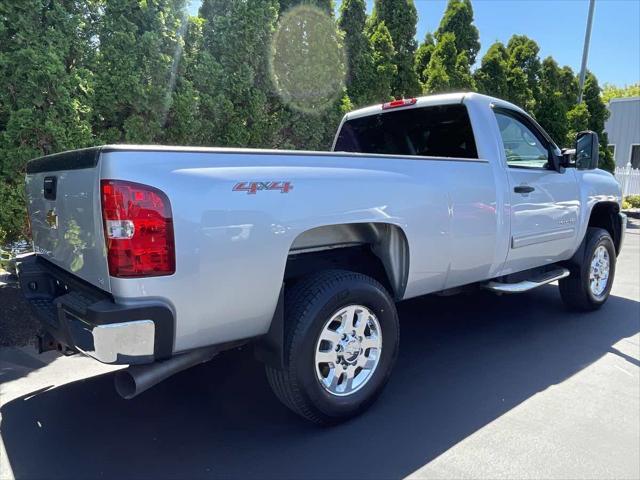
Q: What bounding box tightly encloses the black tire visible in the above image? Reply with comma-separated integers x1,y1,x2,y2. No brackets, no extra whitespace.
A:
559,227,616,311
265,269,399,425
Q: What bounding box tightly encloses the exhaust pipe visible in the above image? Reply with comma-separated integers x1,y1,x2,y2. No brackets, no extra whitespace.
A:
115,347,218,399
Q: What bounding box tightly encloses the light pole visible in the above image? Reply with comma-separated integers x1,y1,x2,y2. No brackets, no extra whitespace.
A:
577,0,596,104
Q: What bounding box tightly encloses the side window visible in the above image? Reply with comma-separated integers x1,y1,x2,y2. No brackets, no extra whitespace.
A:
495,111,549,169
630,144,640,169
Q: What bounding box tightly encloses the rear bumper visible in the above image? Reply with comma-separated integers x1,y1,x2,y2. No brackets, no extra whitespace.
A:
17,254,174,364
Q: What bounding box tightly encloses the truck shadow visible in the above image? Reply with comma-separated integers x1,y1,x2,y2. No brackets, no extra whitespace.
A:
2,286,639,479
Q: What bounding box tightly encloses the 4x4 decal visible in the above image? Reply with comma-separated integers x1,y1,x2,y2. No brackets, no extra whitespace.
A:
233,181,293,194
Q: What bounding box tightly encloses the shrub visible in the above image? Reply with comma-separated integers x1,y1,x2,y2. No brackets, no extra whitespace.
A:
625,195,640,208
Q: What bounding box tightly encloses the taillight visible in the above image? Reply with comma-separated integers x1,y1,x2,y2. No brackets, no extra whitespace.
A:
100,180,175,278
382,98,417,110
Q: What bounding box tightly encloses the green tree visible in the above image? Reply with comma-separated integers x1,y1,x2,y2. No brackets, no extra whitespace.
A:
369,22,397,101
0,0,96,243
369,0,420,97
505,35,541,111
92,0,187,144
534,57,578,146
270,3,350,150
197,0,280,147
474,42,509,99
423,32,474,93
279,0,334,15
602,82,640,103
414,32,435,87
162,16,207,145
338,0,378,107
566,102,589,147
435,0,480,64
582,71,615,173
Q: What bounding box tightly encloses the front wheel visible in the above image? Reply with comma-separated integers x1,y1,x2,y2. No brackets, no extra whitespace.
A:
559,227,616,311
266,270,399,425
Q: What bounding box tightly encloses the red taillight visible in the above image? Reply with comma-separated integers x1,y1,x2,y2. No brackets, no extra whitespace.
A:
101,180,175,278
382,98,417,110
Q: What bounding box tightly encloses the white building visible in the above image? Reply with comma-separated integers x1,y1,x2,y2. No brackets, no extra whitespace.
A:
605,97,640,169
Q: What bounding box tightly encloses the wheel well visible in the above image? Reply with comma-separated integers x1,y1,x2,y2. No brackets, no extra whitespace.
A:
588,202,622,253
284,223,409,300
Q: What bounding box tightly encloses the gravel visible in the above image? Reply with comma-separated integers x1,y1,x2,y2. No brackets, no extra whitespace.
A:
0,273,40,347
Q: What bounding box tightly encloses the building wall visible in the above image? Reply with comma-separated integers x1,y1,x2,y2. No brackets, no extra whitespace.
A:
605,97,640,168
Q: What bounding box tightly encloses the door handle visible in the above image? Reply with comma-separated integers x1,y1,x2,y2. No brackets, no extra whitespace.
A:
514,185,535,194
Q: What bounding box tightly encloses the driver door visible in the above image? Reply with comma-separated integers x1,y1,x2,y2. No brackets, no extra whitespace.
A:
495,108,580,274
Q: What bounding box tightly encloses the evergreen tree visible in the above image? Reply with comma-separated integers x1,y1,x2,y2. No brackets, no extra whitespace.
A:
566,103,589,147
339,0,378,107
0,0,96,243
279,0,334,15
582,71,615,172
270,3,350,150
414,33,435,88
474,42,509,99
505,35,541,111
162,16,207,145
92,0,187,144
198,0,279,147
423,32,474,93
534,57,576,145
435,0,480,64
369,22,397,102
369,0,420,97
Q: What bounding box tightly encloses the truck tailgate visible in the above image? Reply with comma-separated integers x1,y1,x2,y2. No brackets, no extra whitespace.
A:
25,147,110,291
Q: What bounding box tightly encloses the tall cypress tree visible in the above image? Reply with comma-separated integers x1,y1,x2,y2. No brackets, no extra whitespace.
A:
424,32,474,93
474,42,510,99
92,0,187,143
338,0,378,107
198,0,279,147
582,71,615,173
369,0,420,98
505,35,541,111
534,57,575,145
369,22,397,102
162,16,208,145
0,0,96,243
414,33,435,88
270,2,351,150
435,0,480,64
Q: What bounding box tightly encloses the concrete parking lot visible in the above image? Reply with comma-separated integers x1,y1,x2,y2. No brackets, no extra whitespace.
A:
1,221,638,480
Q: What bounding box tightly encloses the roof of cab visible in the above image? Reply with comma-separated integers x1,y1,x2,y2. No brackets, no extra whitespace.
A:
343,92,527,121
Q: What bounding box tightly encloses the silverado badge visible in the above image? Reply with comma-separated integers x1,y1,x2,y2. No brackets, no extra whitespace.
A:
45,209,58,229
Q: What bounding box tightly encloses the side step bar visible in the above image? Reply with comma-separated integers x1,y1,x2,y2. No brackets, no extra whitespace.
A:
483,267,570,294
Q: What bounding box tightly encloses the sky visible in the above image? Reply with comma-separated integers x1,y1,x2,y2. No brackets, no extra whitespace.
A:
188,0,640,87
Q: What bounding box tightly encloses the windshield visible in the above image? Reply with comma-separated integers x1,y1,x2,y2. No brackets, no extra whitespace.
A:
334,104,478,159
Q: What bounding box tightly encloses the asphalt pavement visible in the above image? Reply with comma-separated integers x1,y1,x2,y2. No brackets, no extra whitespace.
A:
1,221,638,480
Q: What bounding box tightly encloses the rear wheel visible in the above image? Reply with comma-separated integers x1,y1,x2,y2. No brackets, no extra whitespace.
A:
266,270,399,425
559,227,616,311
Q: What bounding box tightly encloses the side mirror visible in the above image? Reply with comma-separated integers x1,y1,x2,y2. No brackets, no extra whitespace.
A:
575,131,599,170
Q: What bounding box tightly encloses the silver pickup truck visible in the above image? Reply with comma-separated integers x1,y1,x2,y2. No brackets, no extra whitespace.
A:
18,92,626,424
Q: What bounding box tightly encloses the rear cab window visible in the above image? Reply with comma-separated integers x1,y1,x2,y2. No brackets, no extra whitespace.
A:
334,104,478,159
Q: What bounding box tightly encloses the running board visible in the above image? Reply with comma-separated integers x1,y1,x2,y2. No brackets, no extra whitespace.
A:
483,267,570,294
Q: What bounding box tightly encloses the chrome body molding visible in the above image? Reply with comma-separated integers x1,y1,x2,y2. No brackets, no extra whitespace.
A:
511,228,576,249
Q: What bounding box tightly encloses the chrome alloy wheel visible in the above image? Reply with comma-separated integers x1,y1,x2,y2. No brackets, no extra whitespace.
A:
314,305,382,396
589,245,610,298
